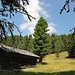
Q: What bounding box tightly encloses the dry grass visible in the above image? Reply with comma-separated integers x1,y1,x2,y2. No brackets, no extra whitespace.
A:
25,52,75,73
0,52,75,75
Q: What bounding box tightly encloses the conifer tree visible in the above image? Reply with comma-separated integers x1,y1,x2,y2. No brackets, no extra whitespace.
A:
68,32,75,58
33,17,50,62
54,37,63,59
27,35,34,52
51,33,57,53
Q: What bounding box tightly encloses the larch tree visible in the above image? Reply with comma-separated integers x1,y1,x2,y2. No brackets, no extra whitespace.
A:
33,17,50,62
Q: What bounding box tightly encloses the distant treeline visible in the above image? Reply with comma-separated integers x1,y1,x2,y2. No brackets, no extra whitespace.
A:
1,33,75,58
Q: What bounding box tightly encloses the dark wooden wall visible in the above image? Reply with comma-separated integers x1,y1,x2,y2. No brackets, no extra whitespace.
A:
0,48,38,70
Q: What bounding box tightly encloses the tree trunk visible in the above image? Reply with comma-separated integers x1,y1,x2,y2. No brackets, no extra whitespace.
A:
39,55,42,62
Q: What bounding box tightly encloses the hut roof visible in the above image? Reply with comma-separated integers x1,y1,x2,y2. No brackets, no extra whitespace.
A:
0,45,39,58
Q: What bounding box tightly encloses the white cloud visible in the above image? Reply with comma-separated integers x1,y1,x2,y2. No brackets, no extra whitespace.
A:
42,10,49,18
20,0,57,35
39,1,51,7
46,4,51,7
48,22,57,34
20,0,41,34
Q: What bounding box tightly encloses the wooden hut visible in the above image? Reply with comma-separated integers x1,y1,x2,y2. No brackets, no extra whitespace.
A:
0,45,39,70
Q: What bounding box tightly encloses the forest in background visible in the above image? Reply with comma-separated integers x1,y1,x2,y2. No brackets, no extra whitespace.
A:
1,32,75,59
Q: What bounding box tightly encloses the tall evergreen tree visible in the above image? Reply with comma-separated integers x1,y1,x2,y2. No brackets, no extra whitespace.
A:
27,35,34,52
13,35,21,48
2,36,13,47
33,17,50,62
54,37,64,59
58,36,65,52
51,33,57,53
20,35,29,50
68,32,75,58
61,34,69,51
54,38,61,59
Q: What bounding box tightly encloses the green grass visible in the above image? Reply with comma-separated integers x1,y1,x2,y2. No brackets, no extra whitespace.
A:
0,52,75,75
0,71,75,75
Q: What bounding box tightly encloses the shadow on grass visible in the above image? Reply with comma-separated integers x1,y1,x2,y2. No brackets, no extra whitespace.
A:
0,70,75,75
38,62,48,65
66,56,75,61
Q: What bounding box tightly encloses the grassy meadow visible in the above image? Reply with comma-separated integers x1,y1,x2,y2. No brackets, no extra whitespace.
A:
0,52,75,75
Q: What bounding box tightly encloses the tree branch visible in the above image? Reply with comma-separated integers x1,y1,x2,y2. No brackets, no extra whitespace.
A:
60,0,75,14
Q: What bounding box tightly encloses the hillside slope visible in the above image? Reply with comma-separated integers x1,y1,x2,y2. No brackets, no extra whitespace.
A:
26,52,75,72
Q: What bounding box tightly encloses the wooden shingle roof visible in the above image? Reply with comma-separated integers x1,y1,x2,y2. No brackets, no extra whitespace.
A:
0,45,39,58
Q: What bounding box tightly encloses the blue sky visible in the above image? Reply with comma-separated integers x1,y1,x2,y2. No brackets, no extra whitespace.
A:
8,0,75,36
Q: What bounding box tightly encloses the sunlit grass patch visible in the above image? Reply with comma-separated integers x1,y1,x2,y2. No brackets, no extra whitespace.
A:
26,52,75,73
